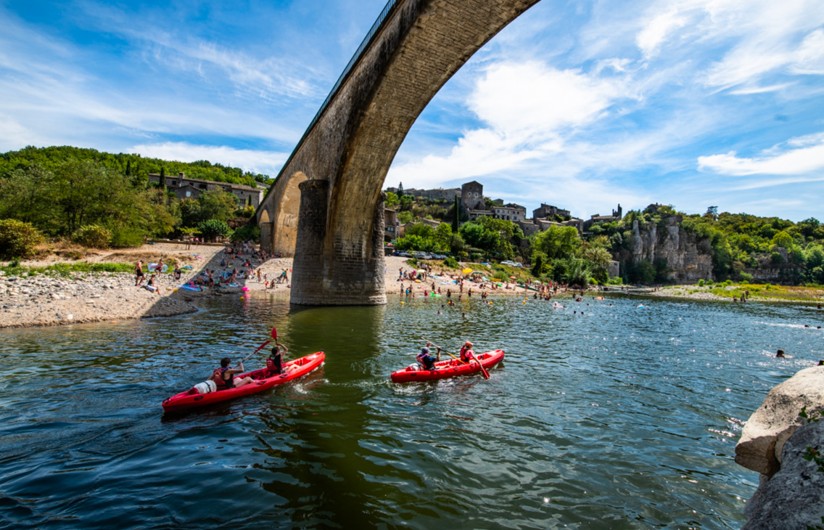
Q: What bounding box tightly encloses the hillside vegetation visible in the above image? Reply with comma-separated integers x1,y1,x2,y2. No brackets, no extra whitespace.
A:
0,146,270,256
388,194,824,288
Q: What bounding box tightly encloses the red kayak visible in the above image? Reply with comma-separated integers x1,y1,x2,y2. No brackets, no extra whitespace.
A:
162,351,325,412
390,349,505,383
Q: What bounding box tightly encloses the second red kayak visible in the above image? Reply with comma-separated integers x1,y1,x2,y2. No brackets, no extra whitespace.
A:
390,349,505,383
162,351,325,412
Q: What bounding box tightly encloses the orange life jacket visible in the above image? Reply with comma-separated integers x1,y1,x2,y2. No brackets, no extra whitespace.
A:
459,346,474,363
211,367,233,389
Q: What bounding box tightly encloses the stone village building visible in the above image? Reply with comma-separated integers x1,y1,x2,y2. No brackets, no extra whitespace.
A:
148,172,264,209
383,179,621,272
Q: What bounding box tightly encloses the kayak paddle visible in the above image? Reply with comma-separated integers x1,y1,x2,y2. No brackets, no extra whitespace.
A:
241,327,278,362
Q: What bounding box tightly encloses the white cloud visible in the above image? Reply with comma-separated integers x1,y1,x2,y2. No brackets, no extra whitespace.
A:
468,61,623,137
390,61,626,188
636,10,688,60
792,29,824,74
128,142,288,175
697,133,824,176
699,0,824,90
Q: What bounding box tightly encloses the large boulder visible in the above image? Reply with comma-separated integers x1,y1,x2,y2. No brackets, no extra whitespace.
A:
735,366,824,476
742,419,824,529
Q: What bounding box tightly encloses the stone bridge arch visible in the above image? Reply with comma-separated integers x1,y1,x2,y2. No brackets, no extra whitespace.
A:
256,0,540,304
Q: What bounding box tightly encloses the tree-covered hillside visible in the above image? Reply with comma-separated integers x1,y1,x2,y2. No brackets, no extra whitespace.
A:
0,146,271,188
0,146,268,255
387,192,824,287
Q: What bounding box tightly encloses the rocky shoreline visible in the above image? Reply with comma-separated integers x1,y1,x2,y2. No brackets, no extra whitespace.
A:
7,242,820,330
0,244,534,329
0,270,200,328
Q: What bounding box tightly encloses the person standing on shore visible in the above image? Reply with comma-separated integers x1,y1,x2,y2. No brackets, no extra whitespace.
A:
134,260,145,286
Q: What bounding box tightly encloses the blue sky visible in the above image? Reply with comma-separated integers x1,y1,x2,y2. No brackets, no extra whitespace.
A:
1,0,823,222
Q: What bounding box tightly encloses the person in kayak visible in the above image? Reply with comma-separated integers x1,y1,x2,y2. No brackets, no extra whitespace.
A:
265,344,287,376
459,341,476,363
211,357,253,389
416,344,441,370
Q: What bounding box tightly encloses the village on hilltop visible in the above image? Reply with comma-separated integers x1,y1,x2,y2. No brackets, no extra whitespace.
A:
384,180,621,239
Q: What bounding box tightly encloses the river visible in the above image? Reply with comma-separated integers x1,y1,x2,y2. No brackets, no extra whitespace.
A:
1,293,822,528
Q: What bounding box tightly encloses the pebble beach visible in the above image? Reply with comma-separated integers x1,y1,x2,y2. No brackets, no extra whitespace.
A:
0,243,534,329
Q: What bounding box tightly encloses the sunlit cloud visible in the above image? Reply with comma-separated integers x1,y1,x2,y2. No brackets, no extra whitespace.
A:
636,9,689,60
390,60,628,189
697,133,824,177
128,142,288,176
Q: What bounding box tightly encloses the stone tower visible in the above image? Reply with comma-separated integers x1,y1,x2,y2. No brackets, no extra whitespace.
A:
461,181,484,210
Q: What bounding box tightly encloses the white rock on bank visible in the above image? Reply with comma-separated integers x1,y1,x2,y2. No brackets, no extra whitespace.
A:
735,365,824,476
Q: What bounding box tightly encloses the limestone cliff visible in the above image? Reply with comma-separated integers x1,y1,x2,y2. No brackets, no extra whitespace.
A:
622,216,713,282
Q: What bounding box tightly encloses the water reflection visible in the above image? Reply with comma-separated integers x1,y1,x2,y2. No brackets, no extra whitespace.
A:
1,293,821,527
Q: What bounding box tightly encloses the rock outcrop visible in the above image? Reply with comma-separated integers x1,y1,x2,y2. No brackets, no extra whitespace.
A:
742,420,824,529
626,215,713,282
736,365,824,527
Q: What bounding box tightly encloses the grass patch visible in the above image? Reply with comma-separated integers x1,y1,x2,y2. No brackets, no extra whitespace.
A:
1,261,134,277
706,282,824,302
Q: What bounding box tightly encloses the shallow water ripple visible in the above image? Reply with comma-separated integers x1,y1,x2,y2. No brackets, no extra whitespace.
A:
1,294,821,528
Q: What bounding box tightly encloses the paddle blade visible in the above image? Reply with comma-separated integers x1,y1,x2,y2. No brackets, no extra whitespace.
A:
271,327,278,341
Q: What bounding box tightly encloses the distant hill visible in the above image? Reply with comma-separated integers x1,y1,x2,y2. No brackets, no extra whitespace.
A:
0,145,272,188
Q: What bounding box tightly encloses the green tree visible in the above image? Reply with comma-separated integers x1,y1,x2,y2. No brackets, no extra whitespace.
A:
197,189,238,223
433,223,453,253
198,219,232,242
533,225,581,259
0,165,60,234
384,191,399,209
459,217,522,260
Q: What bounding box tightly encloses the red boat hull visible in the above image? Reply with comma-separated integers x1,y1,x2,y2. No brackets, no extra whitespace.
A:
390,349,505,383
162,351,325,412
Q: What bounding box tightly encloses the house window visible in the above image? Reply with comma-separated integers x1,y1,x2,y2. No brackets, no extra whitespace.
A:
186,191,191,197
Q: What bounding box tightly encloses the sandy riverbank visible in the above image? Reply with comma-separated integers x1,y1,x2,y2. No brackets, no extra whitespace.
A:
0,244,535,329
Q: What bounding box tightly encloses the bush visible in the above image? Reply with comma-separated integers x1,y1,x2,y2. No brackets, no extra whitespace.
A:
197,219,232,242
72,224,111,248
443,256,459,268
231,223,260,242
110,227,145,248
234,205,256,219
0,219,44,260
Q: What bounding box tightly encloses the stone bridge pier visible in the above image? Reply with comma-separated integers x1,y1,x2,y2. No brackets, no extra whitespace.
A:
290,181,386,305
256,0,540,305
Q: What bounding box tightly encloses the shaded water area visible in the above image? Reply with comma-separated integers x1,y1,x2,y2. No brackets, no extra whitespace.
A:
2,293,823,528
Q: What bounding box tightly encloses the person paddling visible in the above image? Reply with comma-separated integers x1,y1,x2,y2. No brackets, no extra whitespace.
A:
211,357,253,390
266,344,288,376
416,343,441,370
459,340,476,363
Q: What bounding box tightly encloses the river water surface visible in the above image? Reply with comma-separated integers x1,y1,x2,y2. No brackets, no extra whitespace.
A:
2,293,822,528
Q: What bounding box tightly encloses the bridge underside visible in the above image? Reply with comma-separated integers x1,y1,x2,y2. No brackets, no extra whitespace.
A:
257,0,540,305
